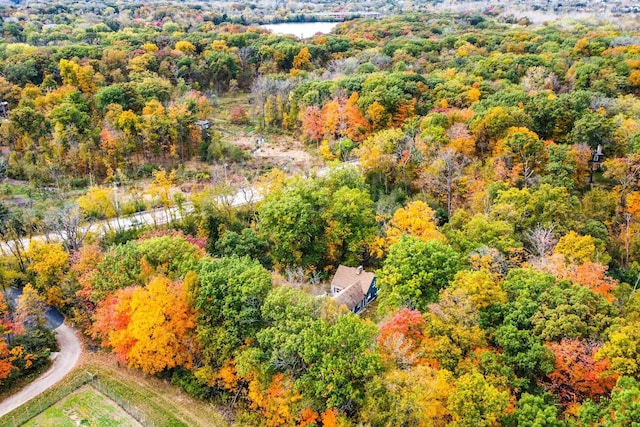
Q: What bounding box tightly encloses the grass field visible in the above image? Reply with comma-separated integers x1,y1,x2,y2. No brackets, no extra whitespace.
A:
23,386,140,427
0,352,230,427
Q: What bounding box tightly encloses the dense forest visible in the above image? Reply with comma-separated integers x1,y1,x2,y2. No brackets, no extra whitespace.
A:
3,5,640,425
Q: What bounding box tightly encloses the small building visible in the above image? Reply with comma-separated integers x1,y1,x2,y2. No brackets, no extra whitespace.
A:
195,120,210,130
330,265,377,314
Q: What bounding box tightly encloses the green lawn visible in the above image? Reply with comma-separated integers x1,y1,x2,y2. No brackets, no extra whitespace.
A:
23,386,140,427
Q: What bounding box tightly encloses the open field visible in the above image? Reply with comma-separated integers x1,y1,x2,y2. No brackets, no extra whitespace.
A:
85,353,230,427
23,386,141,427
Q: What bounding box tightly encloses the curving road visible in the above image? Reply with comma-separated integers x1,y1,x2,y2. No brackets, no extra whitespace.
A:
0,322,82,417
0,161,360,416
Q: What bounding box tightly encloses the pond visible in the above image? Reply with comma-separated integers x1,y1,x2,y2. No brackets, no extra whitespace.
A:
260,22,338,38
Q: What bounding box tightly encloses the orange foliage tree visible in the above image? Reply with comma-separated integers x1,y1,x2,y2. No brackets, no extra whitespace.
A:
301,105,323,142
321,94,369,142
538,254,617,303
0,294,18,383
545,339,616,405
93,276,196,374
247,373,302,427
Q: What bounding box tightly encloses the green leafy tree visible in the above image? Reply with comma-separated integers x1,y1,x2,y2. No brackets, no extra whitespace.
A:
255,286,321,376
490,184,580,234
500,127,545,187
258,179,328,269
448,371,510,427
570,111,617,153
579,377,640,426
376,235,463,313
137,235,202,278
445,212,520,255
195,256,272,368
543,143,578,189
214,228,271,268
507,393,563,427
322,186,377,266
297,313,381,411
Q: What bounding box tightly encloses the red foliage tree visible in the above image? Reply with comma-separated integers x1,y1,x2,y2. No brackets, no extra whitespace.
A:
545,339,617,405
378,308,426,367
0,294,18,382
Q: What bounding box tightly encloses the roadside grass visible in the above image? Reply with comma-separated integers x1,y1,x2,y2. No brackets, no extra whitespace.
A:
0,360,52,402
0,370,93,427
22,385,140,427
85,359,229,427
0,352,230,427
89,350,230,426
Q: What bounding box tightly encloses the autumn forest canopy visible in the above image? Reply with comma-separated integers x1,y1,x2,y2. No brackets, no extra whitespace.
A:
4,4,640,425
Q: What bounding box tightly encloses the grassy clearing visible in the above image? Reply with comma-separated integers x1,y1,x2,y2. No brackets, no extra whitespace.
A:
22,386,140,427
83,353,230,427
0,352,230,427
0,370,93,427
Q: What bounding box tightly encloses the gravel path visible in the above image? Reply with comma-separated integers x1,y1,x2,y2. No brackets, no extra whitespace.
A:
0,323,82,417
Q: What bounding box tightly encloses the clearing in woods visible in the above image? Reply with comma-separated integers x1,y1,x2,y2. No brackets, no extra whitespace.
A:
22,385,140,427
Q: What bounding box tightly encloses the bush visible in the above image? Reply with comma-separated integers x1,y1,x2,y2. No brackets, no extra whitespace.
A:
101,226,146,247
136,164,160,178
69,177,88,189
207,140,247,163
229,106,249,125
171,367,216,400
1,327,58,392
120,200,147,216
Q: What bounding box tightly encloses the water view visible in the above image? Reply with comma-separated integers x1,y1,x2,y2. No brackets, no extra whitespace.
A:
261,22,338,38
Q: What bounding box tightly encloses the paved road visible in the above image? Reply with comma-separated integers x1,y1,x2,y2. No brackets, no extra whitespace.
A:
5,287,64,330
0,187,263,254
0,322,81,417
0,161,360,254
0,161,359,416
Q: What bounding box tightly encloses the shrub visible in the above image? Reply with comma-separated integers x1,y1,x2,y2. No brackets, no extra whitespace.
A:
229,106,249,125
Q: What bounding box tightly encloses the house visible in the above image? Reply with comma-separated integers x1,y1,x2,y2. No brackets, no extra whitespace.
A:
330,265,377,314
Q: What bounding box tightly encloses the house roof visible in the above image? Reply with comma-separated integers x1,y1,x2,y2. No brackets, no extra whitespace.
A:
334,281,366,311
331,265,375,311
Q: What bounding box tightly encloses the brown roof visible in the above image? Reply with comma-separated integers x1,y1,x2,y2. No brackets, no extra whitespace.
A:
331,265,375,311
331,265,375,295
334,281,366,310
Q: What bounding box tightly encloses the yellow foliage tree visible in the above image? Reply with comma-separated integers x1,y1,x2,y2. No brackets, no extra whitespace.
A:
109,276,196,375
372,200,446,258
27,242,69,301
253,168,288,200
362,365,454,426
386,200,446,245
142,43,159,53
367,101,389,131
77,65,100,94
319,140,336,161
148,169,178,211
554,231,599,265
58,59,80,87
175,40,196,54
293,47,312,70
449,270,506,309
211,40,229,53
77,186,117,219
247,373,302,427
